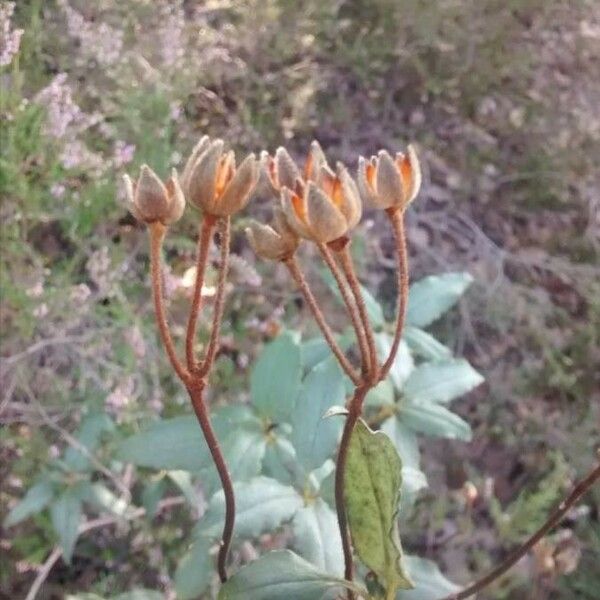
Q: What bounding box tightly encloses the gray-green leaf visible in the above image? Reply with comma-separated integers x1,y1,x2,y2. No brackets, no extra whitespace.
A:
400,403,472,441
50,485,86,563
345,419,413,597
291,357,346,472
375,334,414,391
292,498,344,577
4,479,55,527
174,537,214,600
251,331,302,422
406,273,473,328
403,327,452,362
403,360,483,404
397,556,460,600
218,550,366,600
196,476,303,541
64,413,114,472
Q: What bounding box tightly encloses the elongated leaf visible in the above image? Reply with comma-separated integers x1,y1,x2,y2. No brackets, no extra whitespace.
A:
403,360,483,404
218,550,365,600
292,357,346,472
376,334,414,391
251,331,302,422
397,556,460,600
262,435,306,487
365,379,395,408
345,419,413,596
117,416,209,471
166,471,199,510
196,476,303,541
403,327,452,362
141,478,167,519
115,591,165,600
117,407,260,472
50,485,86,563
64,413,114,472
301,332,353,371
400,403,472,441
88,483,132,517
174,537,214,600
406,273,473,328
321,270,385,328
4,479,55,527
292,498,344,577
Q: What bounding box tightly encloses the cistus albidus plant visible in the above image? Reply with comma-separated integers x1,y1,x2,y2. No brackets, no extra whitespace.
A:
123,138,600,600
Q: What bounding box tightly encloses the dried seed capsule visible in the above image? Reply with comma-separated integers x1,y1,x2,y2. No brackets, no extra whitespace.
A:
246,207,299,261
357,144,421,211
183,138,259,217
124,165,185,226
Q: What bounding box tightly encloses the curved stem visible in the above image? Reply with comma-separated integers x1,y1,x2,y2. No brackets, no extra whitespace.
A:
317,243,372,378
442,460,600,600
186,215,217,371
187,382,235,583
335,386,369,596
335,244,378,383
198,217,231,377
285,256,361,386
378,209,409,383
149,223,190,384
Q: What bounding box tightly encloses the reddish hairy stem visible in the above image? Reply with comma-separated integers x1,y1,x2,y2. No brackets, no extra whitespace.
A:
335,386,369,597
198,217,231,377
149,223,190,384
441,460,600,600
187,381,235,583
285,256,361,385
317,242,372,378
378,208,409,383
336,244,378,383
186,215,217,371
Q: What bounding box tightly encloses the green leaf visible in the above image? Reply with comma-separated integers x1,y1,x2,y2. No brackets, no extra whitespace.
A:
400,403,472,441
397,556,460,600
251,331,302,422
218,550,366,600
292,498,344,577
167,471,199,510
365,379,395,408
115,591,165,600
380,417,419,470
117,407,260,473
196,476,304,541
345,419,413,597
291,357,346,472
141,478,167,519
117,416,208,471
380,417,427,512
406,273,473,328
64,413,114,472
262,435,306,487
301,332,353,371
403,327,452,362
321,270,385,329
174,537,214,600
375,334,414,391
403,360,483,404
87,483,132,517
50,485,86,563
4,479,55,527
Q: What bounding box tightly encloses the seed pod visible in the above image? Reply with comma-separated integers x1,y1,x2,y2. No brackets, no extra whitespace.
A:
124,165,185,226
357,144,421,211
183,138,259,217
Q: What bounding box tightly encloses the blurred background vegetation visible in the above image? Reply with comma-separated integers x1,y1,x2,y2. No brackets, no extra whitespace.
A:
1,1,599,598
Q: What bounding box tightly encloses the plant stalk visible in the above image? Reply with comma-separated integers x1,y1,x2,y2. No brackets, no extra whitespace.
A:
378,208,409,383
186,214,217,371
187,381,235,583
